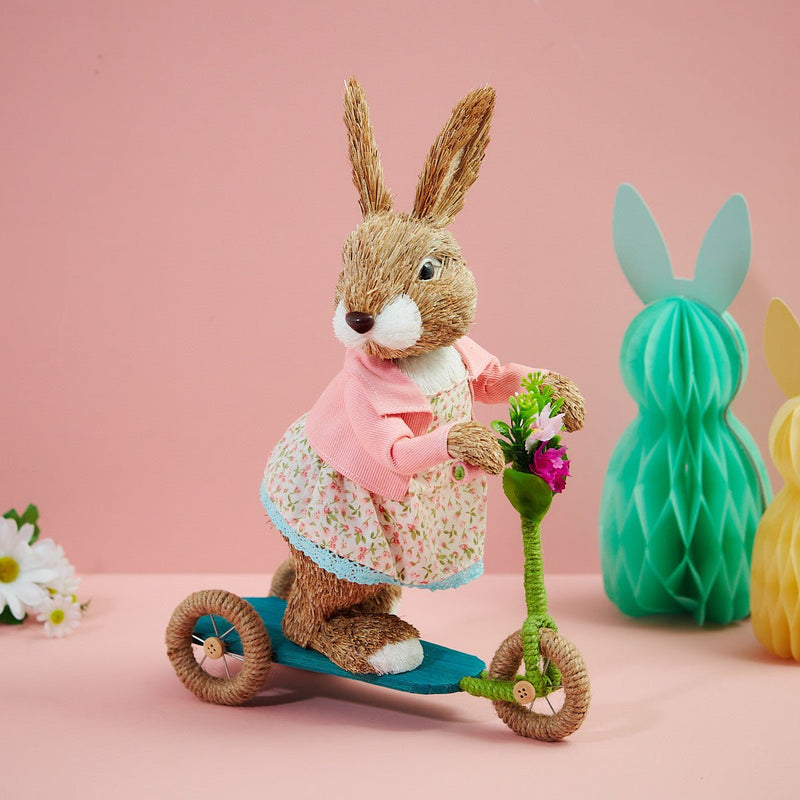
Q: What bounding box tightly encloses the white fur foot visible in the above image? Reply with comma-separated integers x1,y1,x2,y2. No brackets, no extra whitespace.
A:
368,639,424,675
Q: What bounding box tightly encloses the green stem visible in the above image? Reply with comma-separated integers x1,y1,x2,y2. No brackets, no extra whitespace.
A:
458,513,561,700
522,516,549,620
521,515,556,679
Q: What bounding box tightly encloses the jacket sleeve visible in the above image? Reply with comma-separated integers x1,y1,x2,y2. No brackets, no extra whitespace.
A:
344,379,456,476
472,355,546,405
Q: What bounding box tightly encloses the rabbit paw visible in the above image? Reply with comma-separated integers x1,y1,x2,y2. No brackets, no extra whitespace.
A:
542,372,585,432
448,421,505,475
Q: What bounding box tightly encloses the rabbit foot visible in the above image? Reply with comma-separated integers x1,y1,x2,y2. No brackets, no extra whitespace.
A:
309,613,422,675
280,548,416,673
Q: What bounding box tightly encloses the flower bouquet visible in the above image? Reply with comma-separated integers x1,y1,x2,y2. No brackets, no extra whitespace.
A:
0,505,86,637
492,372,571,521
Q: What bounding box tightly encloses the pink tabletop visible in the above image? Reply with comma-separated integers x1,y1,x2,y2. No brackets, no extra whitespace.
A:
6,573,797,799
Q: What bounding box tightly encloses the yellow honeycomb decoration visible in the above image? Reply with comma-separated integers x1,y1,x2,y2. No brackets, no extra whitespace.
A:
751,299,800,660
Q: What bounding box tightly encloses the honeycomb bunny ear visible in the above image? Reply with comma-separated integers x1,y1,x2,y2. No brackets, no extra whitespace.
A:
344,77,393,217
612,184,675,305
764,298,800,398
690,194,751,313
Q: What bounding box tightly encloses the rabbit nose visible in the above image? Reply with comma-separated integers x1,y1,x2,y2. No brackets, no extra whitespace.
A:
345,311,375,334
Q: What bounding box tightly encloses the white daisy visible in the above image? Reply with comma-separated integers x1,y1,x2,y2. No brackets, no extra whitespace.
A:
36,594,82,638
32,538,81,598
0,518,58,620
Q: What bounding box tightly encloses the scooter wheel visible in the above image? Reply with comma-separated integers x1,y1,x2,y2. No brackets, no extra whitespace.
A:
488,628,590,741
166,589,271,705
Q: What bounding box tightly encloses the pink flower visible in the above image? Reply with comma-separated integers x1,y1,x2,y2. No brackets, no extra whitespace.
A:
531,444,570,494
524,404,565,450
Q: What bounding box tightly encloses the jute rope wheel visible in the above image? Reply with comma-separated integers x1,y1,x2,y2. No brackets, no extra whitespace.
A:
166,590,271,706
488,628,590,741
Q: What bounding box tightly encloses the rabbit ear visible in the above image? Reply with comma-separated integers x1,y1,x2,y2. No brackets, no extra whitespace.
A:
411,86,495,226
690,195,751,313
612,183,675,304
764,298,800,398
344,77,393,217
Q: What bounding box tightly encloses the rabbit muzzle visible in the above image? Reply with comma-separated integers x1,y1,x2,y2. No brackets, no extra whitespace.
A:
333,295,423,352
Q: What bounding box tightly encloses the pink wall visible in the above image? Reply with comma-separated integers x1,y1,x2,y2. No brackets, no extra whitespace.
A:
2,1,797,574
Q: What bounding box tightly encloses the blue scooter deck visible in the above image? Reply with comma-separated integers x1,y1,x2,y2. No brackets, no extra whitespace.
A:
193,595,486,695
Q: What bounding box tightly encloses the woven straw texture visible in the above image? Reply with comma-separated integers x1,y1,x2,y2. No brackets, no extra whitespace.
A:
488,628,590,742
166,590,271,705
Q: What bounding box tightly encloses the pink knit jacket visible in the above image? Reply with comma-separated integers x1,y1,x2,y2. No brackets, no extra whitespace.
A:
305,337,539,500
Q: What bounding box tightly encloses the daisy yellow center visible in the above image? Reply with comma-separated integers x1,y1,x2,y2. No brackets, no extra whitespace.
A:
0,556,20,583
49,609,65,625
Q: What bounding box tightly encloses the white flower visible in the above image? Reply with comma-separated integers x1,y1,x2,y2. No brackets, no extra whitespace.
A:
32,538,80,598
524,403,566,451
0,518,58,620
36,594,82,638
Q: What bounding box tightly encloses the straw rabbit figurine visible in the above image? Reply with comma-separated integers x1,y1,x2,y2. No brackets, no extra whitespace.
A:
260,78,585,675
751,298,800,659
599,184,771,625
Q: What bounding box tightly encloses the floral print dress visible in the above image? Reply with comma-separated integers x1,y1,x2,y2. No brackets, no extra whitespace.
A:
261,376,487,589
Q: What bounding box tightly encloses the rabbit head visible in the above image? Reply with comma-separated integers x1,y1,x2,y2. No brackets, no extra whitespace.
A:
332,78,494,360
764,298,800,485
612,184,752,414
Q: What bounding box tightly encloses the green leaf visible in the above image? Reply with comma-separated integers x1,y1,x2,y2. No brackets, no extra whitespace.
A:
3,504,40,543
0,606,26,625
520,371,545,392
498,441,515,464
503,469,553,521
491,420,511,438
514,448,530,473
18,504,39,525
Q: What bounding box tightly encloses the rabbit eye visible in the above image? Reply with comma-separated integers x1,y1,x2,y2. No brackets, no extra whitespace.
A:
417,257,442,281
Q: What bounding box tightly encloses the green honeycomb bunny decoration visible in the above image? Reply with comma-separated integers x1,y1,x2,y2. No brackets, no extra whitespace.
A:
599,184,771,625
